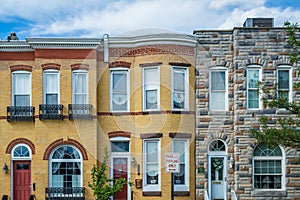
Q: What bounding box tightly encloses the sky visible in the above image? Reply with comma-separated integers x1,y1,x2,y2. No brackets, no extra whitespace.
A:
0,0,300,40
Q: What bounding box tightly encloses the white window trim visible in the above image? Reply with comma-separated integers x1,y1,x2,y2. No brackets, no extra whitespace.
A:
110,68,130,112
252,146,285,191
247,65,262,110
172,66,189,111
143,139,161,192
43,69,60,104
277,65,292,103
72,70,88,104
209,67,228,111
12,71,32,106
11,144,32,160
172,139,189,191
48,145,83,187
142,66,160,111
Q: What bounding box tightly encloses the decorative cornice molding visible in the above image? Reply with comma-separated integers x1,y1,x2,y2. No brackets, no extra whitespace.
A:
10,65,33,72
41,63,61,70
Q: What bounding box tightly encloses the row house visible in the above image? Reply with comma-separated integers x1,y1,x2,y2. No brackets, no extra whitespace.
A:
0,31,197,199
194,18,300,199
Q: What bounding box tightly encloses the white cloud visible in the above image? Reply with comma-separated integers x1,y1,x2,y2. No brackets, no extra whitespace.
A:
0,0,300,38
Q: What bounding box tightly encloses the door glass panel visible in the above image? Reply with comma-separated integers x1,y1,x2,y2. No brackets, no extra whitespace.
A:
16,164,30,170
211,158,224,181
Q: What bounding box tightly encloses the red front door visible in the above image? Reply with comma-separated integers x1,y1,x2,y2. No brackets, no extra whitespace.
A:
14,161,31,200
113,158,128,200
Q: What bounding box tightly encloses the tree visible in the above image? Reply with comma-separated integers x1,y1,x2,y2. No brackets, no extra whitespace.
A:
88,148,131,200
250,21,300,148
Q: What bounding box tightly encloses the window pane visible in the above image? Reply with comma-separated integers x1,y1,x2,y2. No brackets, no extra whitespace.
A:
174,141,185,163
211,71,225,90
248,70,259,88
113,73,127,92
144,68,158,85
15,95,30,106
74,94,87,104
46,73,58,93
146,89,157,109
14,73,30,94
46,94,58,104
146,164,158,185
13,145,30,157
278,70,289,89
174,163,185,185
211,92,225,110
111,141,129,152
248,90,259,108
173,69,185,91
146,142,158,163
173,92,185,109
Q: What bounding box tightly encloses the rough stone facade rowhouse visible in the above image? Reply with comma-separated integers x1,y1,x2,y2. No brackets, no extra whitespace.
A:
194,18,300,200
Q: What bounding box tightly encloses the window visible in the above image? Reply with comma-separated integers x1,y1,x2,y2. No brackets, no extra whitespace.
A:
110,68,129,111
247,66,261,109
12,144,32,160
12,71,31,106
44,70,59,104
277,66,292,102
143,139,160,191
173,140,189,191
172,67,188,110
49,145,82,188
143,67,159,110
209,68,227,111
72,70,88,104
253,144,284,190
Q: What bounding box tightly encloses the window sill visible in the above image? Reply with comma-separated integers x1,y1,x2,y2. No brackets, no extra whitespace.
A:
174,191,190,196
251,190,286,197
142,191,161,196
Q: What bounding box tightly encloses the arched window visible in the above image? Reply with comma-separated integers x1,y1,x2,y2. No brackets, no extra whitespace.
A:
49,145,82,188
12,144,31,160
253,143,284,190
209,139,226,152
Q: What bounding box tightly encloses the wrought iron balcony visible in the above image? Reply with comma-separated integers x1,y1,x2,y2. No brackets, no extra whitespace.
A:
45,187,85,200
39,104,64,120
68,104,93,120
7,106,35,122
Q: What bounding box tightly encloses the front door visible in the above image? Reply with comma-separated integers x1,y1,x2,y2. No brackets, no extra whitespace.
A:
13,161,31,200
113,158,128,200
209,157,226,200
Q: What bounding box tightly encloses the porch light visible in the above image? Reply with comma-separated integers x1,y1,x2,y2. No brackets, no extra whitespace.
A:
3,163,8,173
229,156,234,169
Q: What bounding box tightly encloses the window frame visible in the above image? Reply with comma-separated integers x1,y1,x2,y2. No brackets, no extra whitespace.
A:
72,70,88,104
142,66,160,111
277,65,292,103
12,71,32,106
247,65,262,109
11,144,32,160
110,68,130,112
43,69,60,105
252,145,285,191
172,139,189,191
143,139,161,192
209,67,228,111
49,145,83,188
172,66,189,111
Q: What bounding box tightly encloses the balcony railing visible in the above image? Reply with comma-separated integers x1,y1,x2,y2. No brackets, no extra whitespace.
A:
7,106,35,122
68,104,93,120
39,104,64,120
45,187,85,200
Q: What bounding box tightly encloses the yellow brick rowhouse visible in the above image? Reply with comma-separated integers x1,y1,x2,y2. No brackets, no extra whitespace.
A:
0,31,196,200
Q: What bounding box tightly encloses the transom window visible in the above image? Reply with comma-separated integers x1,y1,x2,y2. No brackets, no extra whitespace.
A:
247,66,262,109
253,144,284,190
12,144,31,160
210,68,228,111
209,140,226,152
110,68,129,112
49,145,82,188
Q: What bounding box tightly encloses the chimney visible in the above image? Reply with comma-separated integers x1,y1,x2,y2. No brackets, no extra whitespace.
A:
7,32,19,41
243,18,274,28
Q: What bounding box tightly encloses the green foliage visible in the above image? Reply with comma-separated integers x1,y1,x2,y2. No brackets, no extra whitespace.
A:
250,21,300,148
88,148,130,200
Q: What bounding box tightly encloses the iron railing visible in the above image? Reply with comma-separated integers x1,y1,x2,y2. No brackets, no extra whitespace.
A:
68,104,93,120
39,104,64,120
45,187,85,200
7,106,35,122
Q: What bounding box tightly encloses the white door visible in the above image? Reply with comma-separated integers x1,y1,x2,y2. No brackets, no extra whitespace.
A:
209,156,227,200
